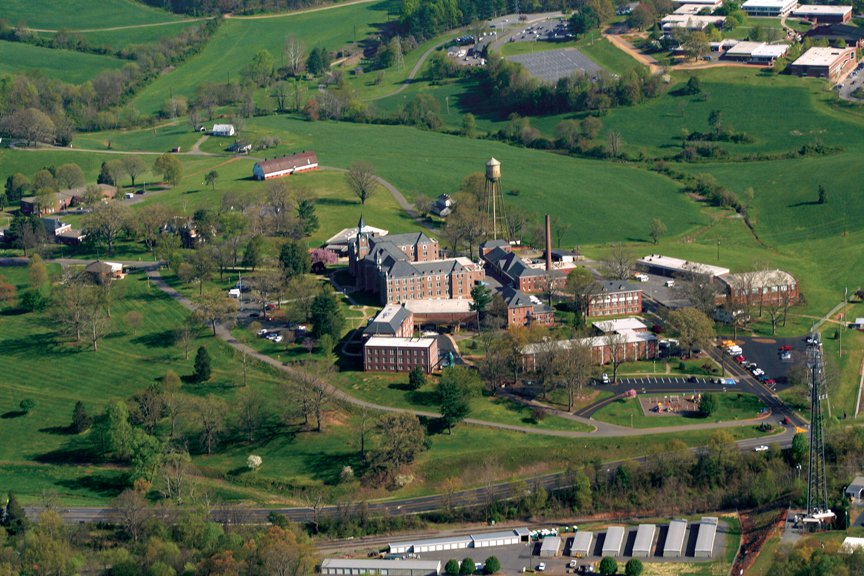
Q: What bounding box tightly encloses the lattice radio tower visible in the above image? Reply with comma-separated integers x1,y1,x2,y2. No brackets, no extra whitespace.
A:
806,341,830,517
484,157,508,242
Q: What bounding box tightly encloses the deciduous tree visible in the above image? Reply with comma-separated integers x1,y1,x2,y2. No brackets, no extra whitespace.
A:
346,161,379,205
122,156,147,188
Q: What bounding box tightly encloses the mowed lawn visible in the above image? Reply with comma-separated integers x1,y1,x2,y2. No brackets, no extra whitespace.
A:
71,22,204,50
1,0,181,30
132,1,389,115
0,265,284,504
0,40,126,83
592,393,766,428
237,116,701,246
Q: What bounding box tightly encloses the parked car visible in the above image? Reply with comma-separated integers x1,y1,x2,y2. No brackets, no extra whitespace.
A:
601,373,610,384
735,355,746,363
754,445,769,452
273,335,283,343
778,345,793,352
537,564,546,572
780,351,792,360
257,328,269,337
806,334,819,345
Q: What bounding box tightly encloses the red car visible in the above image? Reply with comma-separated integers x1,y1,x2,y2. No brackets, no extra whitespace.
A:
735,355,746,363
778,345,793,352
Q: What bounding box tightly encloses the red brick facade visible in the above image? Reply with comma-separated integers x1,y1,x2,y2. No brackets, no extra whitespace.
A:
363,337,439,374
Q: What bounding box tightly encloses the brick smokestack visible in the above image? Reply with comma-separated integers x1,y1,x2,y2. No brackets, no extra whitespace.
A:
545,214,552,272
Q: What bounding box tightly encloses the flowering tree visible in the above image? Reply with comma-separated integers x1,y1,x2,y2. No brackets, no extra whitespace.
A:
247,454,263,470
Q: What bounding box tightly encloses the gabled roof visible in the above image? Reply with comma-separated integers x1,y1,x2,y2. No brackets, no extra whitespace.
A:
382,231,436,247
256,151,318,175
365,304,412,336
597,280,641,294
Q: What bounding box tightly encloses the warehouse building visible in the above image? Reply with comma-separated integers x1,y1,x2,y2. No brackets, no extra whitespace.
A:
695,517,719,559
637,254,729,278
663,520,688,558
632,524,656,558
389,528,528,554
570,532,594,558
602,526,626,557
252,151,319,179
321,559,441,576
540,537,561,558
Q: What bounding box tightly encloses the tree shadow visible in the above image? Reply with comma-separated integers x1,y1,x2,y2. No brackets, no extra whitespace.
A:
39,425,74,435
1,411,26,419
56,471,128,498
317,197,358,207
787,200,820,208
131,329,177,348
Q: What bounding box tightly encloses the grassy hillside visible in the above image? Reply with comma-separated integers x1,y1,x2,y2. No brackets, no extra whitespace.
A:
0,40,126,83
0,0,181,30
132,1,388,115
41,22,202,50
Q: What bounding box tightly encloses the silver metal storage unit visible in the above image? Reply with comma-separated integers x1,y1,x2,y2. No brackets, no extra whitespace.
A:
663,520,688,558
540,536,562,557
320,559,442,576
632,524,656,558
694,517,719,559
569,531,594,557
601,526,625,557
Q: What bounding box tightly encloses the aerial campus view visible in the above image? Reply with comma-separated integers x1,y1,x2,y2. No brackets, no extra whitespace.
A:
4,0,864,574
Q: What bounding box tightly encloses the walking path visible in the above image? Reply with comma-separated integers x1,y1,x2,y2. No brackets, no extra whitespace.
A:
603,33,661,74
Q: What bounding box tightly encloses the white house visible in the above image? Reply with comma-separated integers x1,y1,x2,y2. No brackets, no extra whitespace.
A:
212,124,236,137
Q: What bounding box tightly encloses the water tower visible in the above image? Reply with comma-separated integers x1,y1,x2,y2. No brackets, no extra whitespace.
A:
484,157,507,241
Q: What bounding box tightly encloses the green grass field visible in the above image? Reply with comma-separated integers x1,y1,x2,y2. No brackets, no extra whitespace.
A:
498,39,580,56
0,40,126,83
70,22,202,49
1,0,181,30
132,1,388,115
593,392,766,428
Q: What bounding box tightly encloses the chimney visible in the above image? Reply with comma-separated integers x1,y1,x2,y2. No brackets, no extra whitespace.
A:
545,214,552,272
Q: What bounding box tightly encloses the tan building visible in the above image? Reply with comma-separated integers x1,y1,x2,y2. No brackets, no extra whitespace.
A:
364,336,439,374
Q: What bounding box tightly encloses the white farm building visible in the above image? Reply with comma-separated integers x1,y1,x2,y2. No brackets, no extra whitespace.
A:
212,124,235,137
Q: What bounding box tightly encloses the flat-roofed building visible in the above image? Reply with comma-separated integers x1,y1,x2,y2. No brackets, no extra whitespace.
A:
364,337,438,374
660,14,726,32
788,46,857,82
675,3,712,14
792,4,853,23
588,281,643,317
632,525,656,558
694,517,719,559
742,0,798,17
522,327,658,371
364,304,414,338
637,254,730,278
389,528,529,554
663,520,688,558
321,559,442,576
722,41,789,64
570,531,594,557
471,530,523,548
602,526,626,557
593,318,648,334
539,537,561,557
672,0,724,6
403,298,475,325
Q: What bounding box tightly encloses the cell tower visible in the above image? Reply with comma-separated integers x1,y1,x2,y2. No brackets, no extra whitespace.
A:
805,341,834,526
484,157,507,241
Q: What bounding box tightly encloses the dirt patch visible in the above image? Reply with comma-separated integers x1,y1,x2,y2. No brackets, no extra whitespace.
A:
732,506,787,576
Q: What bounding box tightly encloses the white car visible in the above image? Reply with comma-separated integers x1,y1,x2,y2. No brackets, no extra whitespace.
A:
754,445,769,452
537,564,546,572
273,335,283,343
257,328,269,337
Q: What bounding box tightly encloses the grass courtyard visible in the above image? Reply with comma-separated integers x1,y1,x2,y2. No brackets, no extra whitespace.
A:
593,392,767,429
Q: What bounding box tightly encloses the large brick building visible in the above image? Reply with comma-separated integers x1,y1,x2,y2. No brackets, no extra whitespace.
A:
481,242,566,294
363,336,439,374
788,46,857,82
349,219,484,305
363,304,415,338
588,281,643,317
716,269,799,308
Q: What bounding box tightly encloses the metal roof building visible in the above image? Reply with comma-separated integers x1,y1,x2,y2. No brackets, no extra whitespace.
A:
601,526,625,557
663,520,688,558
632,524,656,558
539,536,561,558
569,531,594,557
321,559,441,576
389,528,528,554
694,517,719,559
846,475,864,499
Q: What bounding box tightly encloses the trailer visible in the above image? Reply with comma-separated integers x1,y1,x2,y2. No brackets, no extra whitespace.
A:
663,520,687,558
569,531,594,558
632,524,656,558
694,517,718,559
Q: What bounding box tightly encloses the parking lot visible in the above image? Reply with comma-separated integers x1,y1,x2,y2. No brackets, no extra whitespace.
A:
506,48,602,83
732,336,806,389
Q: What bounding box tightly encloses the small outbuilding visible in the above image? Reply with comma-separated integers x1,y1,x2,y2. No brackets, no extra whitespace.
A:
632,524,656,558
569,531,593,558
663,520,688,558
320,559,441,576
694,517,719,559
601,526,625,557
846,476,864,499
471,530,522,548
539,536,561,558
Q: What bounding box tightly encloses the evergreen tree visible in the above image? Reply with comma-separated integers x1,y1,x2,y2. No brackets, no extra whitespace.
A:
408,366,427,390
310,290,344,340
72,401,92,433
194,346,212,382
279,240,311,280
296,198,319,236
3,491,28,535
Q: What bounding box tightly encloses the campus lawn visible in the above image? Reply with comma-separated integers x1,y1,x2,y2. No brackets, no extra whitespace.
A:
71,122,205,153
498,39,580,56
132,1,387,115
592,392,767,428
578,37,642,76
0,265,285,504
0,40,126,83
1,0,181,30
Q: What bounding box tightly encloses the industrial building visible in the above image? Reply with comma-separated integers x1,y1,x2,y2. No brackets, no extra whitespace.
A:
539,537,561,558
632,524,656,558
792,4,853,23
320,559,441,576
663,520,688,558
388,528,528,554
601,526,626,557
694,517,719,559
637,254,729,278
570,532,594,558
741,0,798,17
788,46,857,82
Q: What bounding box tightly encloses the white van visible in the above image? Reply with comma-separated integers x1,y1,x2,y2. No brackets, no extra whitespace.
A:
228,288,241,299
664,279,675,287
